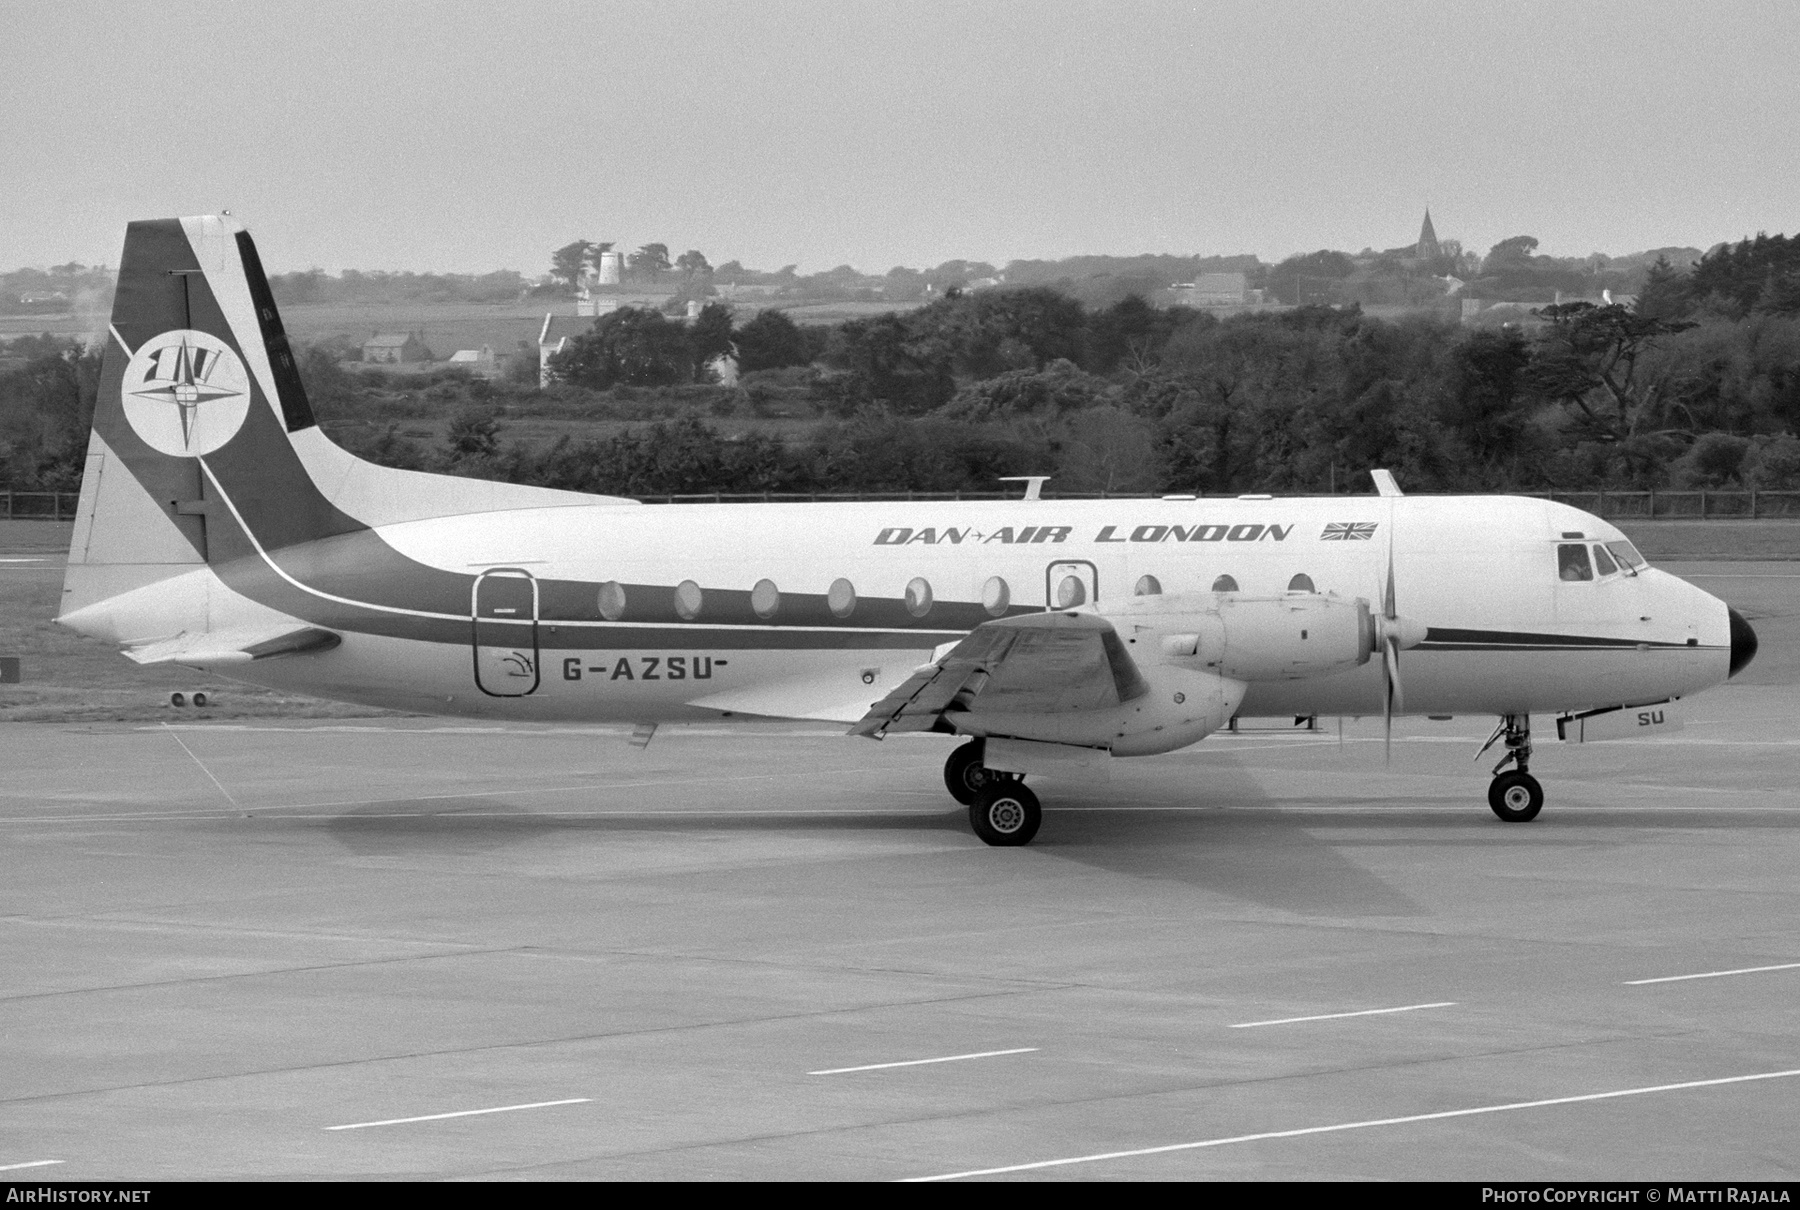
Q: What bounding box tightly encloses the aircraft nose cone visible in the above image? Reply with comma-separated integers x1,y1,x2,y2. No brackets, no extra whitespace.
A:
1728,607,1759,678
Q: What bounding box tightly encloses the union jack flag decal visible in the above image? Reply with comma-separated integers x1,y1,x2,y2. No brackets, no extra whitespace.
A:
1321,521,1379,541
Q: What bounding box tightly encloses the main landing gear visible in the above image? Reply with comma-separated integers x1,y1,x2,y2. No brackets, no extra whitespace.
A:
1479,714,1543,822
945,740,1040,847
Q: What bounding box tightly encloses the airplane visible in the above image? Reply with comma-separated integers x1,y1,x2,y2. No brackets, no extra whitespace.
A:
57,216,1759,845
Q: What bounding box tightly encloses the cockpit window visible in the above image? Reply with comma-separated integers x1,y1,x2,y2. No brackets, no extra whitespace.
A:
1605,540,1646,572
1591,544,1618,576
1557,543,1593,582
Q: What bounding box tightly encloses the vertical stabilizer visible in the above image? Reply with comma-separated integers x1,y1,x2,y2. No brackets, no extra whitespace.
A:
60,216,348,622
60,214,631,638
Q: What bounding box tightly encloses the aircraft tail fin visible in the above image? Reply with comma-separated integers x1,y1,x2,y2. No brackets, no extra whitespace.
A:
62,215,623,632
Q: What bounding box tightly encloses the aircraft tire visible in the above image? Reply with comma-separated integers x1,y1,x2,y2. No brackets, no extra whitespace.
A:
1488,771,1544,822
944,740,1017,806
969,783,1041,847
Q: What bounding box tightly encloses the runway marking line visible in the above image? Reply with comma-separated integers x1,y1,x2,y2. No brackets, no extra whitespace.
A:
325,1097,591,1131
810,1047,1038,1075
1229,1001,1457,1028
160,724,243,812
1626,960,1800,985
905,1066,1800,1181
0,1160,64,1171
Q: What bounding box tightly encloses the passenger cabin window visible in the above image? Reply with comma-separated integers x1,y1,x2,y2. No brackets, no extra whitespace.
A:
1591,545,1618,577
1211,574,1239,593
597,581,627,621
1287,573,1315,593
1605,539,1646,573
674,579,705,619
905,577,934,617
1134,574,1162,596
1557,544,1593,582
982,576,1011,617
1055,574,1087,608
827,577,856,619
751,578,780,619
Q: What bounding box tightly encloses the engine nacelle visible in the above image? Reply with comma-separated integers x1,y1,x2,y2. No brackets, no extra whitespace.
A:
964,663,1247,760
1105,592,1375,682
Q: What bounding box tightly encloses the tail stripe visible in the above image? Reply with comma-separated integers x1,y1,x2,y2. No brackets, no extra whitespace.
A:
231,229,316,433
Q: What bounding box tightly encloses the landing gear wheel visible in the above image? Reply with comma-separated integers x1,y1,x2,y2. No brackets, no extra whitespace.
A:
969,783,1041,847
944,740,1016,806
1489,771,1544,822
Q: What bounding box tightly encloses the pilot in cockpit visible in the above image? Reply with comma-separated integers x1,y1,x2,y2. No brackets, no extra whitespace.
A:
1557,543,1594,582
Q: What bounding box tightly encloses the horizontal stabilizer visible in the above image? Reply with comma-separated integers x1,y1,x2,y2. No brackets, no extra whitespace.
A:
123,625,341,666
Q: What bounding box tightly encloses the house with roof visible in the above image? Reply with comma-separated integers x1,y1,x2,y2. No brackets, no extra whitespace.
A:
362,332,434,364
1170,272,1254,308
448,345,500,376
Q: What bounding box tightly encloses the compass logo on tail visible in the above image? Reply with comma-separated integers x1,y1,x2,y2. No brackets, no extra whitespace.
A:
121,330,252,457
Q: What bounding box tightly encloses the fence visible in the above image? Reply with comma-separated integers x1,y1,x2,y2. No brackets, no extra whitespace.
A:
1517,491,1800,519
0,491,79,520
639,489,1800,518
4,487,1797,520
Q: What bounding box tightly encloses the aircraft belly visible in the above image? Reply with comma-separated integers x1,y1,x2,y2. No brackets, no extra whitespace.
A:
1237,647,1729,718
230,632,910,724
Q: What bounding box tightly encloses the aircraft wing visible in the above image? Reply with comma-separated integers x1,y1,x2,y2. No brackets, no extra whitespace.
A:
123,625,341,666
850,612,1148,738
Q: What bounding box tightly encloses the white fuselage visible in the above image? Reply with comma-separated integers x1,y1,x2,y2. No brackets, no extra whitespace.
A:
105,492,1732,732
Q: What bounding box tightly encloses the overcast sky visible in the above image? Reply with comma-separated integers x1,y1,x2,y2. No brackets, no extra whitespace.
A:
5,0,1796,276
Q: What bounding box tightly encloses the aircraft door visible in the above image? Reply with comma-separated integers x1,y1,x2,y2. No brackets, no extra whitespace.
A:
1045,560,1098,609
472,569,540,696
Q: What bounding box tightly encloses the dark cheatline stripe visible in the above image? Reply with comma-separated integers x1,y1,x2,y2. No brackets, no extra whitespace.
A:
1418,627,1697,651
205,491,992,652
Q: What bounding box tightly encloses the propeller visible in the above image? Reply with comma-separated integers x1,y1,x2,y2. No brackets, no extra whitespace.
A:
1374,495,1427,764
1381,522,1403,764
1364,471,1422,764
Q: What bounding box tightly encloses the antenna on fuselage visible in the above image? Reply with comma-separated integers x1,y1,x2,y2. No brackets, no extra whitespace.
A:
999,475,1051,501
1371,469,1404,497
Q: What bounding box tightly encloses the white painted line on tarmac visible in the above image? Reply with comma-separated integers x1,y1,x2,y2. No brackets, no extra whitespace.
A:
0,1160,64,1171
1230,1001,1457,1028
1626,961,1800,985
325,1097,591,1131
810,1047,1039,1075
904,1066,1800,1181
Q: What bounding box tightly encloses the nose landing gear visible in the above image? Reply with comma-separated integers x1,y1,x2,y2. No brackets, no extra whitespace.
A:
1479,714,1543,822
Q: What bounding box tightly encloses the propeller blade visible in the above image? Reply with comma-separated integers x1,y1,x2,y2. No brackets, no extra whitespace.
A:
1381,498,1400,766
1384,515,1398,621
1382,636,1401,765
1384,635,1405,713
1383,675,1392,765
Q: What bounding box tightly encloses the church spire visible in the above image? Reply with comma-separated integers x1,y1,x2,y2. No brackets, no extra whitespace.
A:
1417,209,1441,260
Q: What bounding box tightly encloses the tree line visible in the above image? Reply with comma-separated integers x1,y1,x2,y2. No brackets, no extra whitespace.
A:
2,230,1795,497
